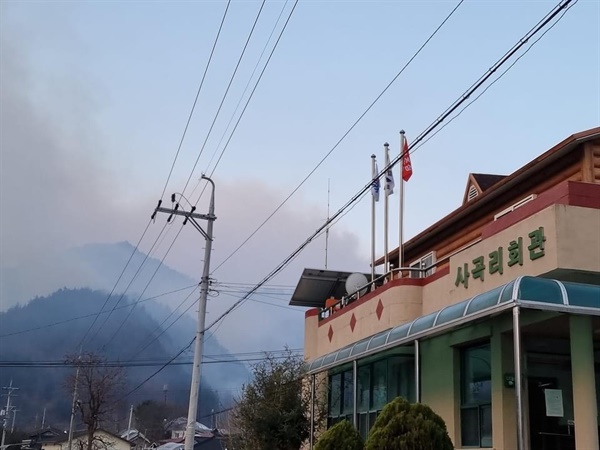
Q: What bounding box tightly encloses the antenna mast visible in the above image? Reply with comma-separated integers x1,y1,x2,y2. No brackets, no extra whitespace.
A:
325,179,330,269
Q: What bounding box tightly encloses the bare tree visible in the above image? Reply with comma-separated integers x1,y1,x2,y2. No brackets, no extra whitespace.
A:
65,352,126,450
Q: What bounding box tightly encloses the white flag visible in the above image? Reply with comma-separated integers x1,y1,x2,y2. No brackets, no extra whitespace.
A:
384,146,395,196
371,162,380,202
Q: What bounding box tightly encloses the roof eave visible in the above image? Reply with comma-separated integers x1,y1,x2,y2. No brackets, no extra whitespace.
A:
376,127,600,265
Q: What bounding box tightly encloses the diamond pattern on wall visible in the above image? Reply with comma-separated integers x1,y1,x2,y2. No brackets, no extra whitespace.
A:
328,325,334,342
350,313,357,332
376,299,384,320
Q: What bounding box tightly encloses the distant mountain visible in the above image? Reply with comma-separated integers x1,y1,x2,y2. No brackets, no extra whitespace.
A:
0,242,251,431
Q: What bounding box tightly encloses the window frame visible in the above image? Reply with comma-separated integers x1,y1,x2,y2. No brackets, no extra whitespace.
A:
460,343,492,448
409,251,436,278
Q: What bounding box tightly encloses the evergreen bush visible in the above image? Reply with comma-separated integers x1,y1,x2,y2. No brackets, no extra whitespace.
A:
365,397,453,450
315,420,364,450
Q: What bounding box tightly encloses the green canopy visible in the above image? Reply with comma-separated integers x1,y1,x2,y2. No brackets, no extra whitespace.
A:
307,276,600,374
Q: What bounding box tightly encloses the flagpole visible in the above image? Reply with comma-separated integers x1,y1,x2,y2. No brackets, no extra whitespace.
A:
383,142,390,275
371,154,377,284
399,131,406,274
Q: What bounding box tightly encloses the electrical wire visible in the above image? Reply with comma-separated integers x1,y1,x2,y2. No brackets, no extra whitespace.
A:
128,288,200,360
218,291,302,311
0,353,303,368
82,0,575,400
160,0,232,200
113,2,296,354
101,223,186,351
200,0,577,335
76,219,153,350
180,0,268,197
190,0,300,206
199,0,291,182
410,0,579,153
209,0,465,274
88,221,170,346
0,284,198,338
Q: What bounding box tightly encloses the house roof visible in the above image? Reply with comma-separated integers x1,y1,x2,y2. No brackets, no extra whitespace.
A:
377,126,600,266
30,428,65,441
165,417,211,433
120,429,151,444
307,276,600,374
43,429,131,446
472,173,507,191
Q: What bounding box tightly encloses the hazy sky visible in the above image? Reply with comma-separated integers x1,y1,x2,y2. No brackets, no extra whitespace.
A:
1,0,599,352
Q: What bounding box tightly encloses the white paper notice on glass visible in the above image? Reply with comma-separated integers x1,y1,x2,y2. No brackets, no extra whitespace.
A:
544,389,564,417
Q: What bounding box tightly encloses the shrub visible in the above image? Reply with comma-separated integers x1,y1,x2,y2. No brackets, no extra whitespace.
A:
315,420,364,450
365,397,453,450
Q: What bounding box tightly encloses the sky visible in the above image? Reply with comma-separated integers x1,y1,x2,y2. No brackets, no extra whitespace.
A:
1,0,599,354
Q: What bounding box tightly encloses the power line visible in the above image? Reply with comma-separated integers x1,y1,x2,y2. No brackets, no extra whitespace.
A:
0,284,198,339
180,0,267,197
96,1,232,353
410,0,579,153
218,291,301,311
88,0,574,401
190,0,300,206
128,288,200,360
200,0,577,336
101,224,186,352
160,0,232,200
198,0,291,183
88,222,170,347
76,220,153,350
0,353,303,368
120,3,297,356
208,0,465,275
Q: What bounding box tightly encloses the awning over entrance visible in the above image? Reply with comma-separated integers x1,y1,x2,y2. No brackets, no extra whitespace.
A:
307,276,600,374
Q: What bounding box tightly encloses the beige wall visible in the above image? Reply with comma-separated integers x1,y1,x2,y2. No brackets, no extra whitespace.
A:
306,204,600,360
556,204,600,272
304,313,319,361
445,205,560,308
313,284,422,356
43,431,131,450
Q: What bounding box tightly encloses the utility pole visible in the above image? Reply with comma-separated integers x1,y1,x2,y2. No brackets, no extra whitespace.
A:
10,410,17,434
67,363,81,450
126,405,133,442
1,380,19,450
152,176,216,450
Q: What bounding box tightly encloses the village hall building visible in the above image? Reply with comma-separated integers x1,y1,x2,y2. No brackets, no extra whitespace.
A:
290,127,600,450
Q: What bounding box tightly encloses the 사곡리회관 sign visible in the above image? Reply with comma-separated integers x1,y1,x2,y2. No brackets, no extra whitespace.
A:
455,227,546,289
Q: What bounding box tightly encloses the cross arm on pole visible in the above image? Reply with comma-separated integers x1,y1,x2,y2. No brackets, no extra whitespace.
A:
155,207,215,221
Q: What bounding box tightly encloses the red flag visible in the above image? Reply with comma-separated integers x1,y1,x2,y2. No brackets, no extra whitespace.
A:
402,138,413,182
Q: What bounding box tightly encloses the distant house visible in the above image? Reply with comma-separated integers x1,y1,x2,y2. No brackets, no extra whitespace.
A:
40,429,131,450
164,419,211,440
119,429,154,450
24,428,67,450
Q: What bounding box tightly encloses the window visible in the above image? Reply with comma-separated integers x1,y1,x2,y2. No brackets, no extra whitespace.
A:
358,365,370,413
461,344,492,447
467,184,479,201
388,356,415,401
371,360,388,410
328,353,415,440
342,370,354,416
329,373,342,419
328,369,353,426
409,252,436,278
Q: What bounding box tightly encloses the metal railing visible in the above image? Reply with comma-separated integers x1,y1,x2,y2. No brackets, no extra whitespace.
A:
317,238,482,320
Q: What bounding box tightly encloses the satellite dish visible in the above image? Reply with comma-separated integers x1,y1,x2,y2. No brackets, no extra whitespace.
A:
346,273,369,297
